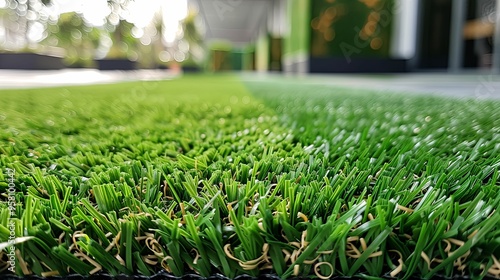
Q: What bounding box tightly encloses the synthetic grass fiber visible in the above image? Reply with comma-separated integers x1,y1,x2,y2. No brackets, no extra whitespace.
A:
0,75,499,279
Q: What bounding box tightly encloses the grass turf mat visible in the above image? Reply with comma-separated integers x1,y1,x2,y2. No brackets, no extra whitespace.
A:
0,75,499,279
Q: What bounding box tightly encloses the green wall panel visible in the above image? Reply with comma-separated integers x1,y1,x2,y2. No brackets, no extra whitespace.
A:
310,0,395,58
284,0,311,58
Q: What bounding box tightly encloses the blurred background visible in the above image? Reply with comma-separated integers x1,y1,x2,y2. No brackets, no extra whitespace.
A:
0,0,499,73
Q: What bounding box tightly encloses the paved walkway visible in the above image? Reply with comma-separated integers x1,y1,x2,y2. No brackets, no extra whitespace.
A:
0,69,176,89
243,72,500,100
1,69,499,100
317,73,500,100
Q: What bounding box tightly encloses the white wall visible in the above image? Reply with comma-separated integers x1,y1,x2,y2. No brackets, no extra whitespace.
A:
390,0,419,59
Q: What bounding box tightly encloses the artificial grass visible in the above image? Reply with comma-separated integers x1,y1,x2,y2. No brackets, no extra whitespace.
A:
0,75,499,279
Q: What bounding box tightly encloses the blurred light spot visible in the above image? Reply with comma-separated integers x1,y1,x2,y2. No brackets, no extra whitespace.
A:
27,21,45,42
370,37,383,50
311,17,319,29
174,51,185,62
368,11,380,21
17,4,27,16
71,29,82,41
146,25,158,37
119,42,129,52
9,1,17,9
324,29,335,41
39,11,49,21
359,29,368,40
325,7,337,19
108,13,120,25
159,51,171,62
101,35,112,48
131,26,144,38
49,14,58,22
30,1,42,12
81,0,111,27
162,0,188,44
178,40,189,52
125,0,161,28
129,51,138,61
363,21,377,36
359,0,380,9
140,35,151,45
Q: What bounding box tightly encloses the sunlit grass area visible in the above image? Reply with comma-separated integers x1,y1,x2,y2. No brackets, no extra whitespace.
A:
1,76,499,279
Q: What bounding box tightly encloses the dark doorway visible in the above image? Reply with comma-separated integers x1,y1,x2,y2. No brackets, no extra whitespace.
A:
463,0,496,69
417,0,452,69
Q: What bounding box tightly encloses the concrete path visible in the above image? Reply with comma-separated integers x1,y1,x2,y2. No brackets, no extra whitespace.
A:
1,69,499,100
243,72,500,100
0,69,176,89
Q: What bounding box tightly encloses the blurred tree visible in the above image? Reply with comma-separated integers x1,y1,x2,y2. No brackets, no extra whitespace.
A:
135,9,165,68
180,9,205,65
105,19,138,59
44,12,102,67
159,7,205,71
103,0,139,60
0,0,54,50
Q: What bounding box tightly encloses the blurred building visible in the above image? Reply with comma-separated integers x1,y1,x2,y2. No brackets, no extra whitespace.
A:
196,0,500,73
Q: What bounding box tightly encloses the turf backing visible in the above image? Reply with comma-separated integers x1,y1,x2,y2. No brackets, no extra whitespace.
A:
0,75,499,279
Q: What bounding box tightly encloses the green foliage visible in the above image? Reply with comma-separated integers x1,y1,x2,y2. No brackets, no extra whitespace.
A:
180,11,205,65
0,76,499,279
44,12,102,67
106,19,138,59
